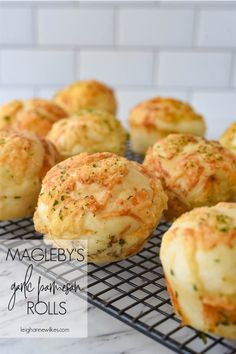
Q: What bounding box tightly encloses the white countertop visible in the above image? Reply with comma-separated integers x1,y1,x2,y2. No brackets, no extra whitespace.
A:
0,258,173,354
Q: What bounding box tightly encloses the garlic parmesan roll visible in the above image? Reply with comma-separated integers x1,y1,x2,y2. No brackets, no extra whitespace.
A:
0,129,59,220
34,152,167,263
53,80,117,115
160,203,236,339
144,134,236,219
220,122,236,155
0,99,67,137
47,110,127,158
129,97,206,154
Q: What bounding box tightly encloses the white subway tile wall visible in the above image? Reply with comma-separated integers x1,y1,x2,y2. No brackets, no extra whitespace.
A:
0,88,35,102
0,9,33,45
157,51,231,88
1,50,75,85
79,50,153,86
0,1,236,138
191,91,236,138
197,10,236,47
38,9,114,46
118,9,195,47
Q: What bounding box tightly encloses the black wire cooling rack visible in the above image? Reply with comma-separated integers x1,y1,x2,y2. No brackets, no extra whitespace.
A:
0,218,236,354
0,149,236,354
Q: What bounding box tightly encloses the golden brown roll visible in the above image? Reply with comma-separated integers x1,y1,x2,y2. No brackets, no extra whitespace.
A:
144,134,236,219
0,99,67,137
129,97,206,154
220,122,236,155
0,129,59,220
47,109,127,158
33,152,167,263
160,203,236,339
53,80,117,115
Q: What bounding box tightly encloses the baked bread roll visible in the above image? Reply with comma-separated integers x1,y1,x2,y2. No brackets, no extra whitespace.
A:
144,134,236,219
129,97,206,154
47,110,127,158
160,203,236,339
33,152,167,263
220,122,236,155
0,129,59,220
53,80,117,115
0,99,67,137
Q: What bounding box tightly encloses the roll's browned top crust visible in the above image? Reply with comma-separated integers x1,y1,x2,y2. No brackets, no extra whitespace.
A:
129,97,206,155
0,129,59,220
0,99,67,137
130,97,205,127
220,122,236,155
144,133,236,219
47,109,127,158
53,80,117,115
34,152,167,263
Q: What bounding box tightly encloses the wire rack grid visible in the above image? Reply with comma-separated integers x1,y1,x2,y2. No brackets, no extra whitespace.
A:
0,150,235,354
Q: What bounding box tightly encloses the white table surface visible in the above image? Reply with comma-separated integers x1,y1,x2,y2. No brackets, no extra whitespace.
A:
0,258,173,354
